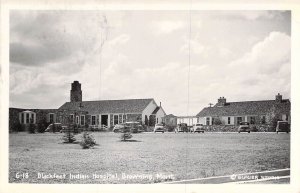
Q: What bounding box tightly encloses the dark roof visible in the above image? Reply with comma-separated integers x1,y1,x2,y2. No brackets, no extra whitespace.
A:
164,114,177,118
196,99,290,117
152,107,160,114
58,98,154,114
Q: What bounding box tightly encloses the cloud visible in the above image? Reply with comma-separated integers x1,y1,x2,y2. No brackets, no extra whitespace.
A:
214,11,288,21
230,31,290,75
152,20,185,35
107,34,130,46
10,11,109,68
180,34,207,55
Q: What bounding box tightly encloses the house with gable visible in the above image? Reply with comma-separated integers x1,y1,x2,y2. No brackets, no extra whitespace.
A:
56,81,166,128
196,94,290,127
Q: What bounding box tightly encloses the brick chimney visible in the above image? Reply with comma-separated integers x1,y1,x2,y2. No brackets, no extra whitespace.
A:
275,93,282,103
217,96,226,106
70,81,82,102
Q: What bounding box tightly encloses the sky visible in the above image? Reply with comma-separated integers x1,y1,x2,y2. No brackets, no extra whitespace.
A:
9,10,291,116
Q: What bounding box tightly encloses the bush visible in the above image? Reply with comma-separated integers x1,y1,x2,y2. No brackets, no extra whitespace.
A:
120,126,133,141
62,127,76,143
213,117,223,125
120,133,132,141
37,119,47,133
80,132,96,149
28,123,36,134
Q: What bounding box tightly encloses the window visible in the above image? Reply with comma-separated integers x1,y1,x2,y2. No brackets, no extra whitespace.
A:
114,115,119,125
80,115,85,126
21,113,24,124
49,113,54,123
228,117,231,124
91,115,96,125
119,114,123,123
250,117,255,124
156,118,158,123
30,114,34,123
26,113,30,124
76,116,79,125
237,117,242,125
206,117,210,125
261,116,266,124
70,114,74,123
123,114,126,123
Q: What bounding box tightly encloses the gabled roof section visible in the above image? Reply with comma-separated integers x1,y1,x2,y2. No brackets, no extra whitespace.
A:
152,107,160,114
59,98,154,114
196,99,290,117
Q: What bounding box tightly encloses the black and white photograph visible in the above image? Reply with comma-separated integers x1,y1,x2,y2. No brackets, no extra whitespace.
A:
2,5,296,188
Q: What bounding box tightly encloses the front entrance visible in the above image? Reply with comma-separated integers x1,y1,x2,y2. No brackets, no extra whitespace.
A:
101,115,108,126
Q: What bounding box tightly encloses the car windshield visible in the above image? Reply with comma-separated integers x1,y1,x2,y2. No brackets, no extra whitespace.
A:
240,122,249,125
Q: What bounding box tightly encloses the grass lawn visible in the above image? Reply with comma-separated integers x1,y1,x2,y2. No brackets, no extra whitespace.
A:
9,132,290,184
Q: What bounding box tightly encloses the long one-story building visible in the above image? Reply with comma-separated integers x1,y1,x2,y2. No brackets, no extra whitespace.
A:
196,94,290,126
9,81,166,131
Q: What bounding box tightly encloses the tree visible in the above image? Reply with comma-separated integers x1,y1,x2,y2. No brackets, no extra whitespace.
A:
62,125,76,143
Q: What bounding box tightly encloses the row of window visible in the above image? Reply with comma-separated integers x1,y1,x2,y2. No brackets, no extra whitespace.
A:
66,114,128,126
20,112,35,124
205,116,266,125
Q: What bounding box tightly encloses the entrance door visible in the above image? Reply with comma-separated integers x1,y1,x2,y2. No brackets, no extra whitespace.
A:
101,115,108,126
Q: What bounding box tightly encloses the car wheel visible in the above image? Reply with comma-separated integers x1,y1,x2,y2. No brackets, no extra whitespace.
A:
248,131,250,133
286,131,289,133
238,131,240,133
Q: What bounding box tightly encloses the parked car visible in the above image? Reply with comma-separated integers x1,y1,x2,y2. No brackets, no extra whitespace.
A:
276,121,290,133
238,122,251,133
125,122,144,133
175,123,188,133
192,123,205,133
59,125,69,133
113,124,125,133
45,123,63,132
154,123,165,133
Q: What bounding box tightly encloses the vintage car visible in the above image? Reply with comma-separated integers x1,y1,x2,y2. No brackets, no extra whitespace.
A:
276,121,290,133
154,123,165,133
112,124,125,133
175,123,189,133
124,122,144,133
45,123,64,132
192,123,205,133
238,122,251,133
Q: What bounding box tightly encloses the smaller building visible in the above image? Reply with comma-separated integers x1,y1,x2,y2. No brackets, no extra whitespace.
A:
196,94,290,128
177,116,198,126
162,114,177,128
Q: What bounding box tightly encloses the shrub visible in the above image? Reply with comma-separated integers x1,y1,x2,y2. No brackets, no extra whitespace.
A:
270,116,281,132
213,117,223,125
62,127,76,143
37,119,47,133
80,132,96,149
28,123,36,134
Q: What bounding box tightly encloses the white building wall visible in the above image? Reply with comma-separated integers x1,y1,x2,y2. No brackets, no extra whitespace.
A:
177,117,198,126
142,100,157,123
198,117,205,125
221,116,234,125
155,108,166,124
